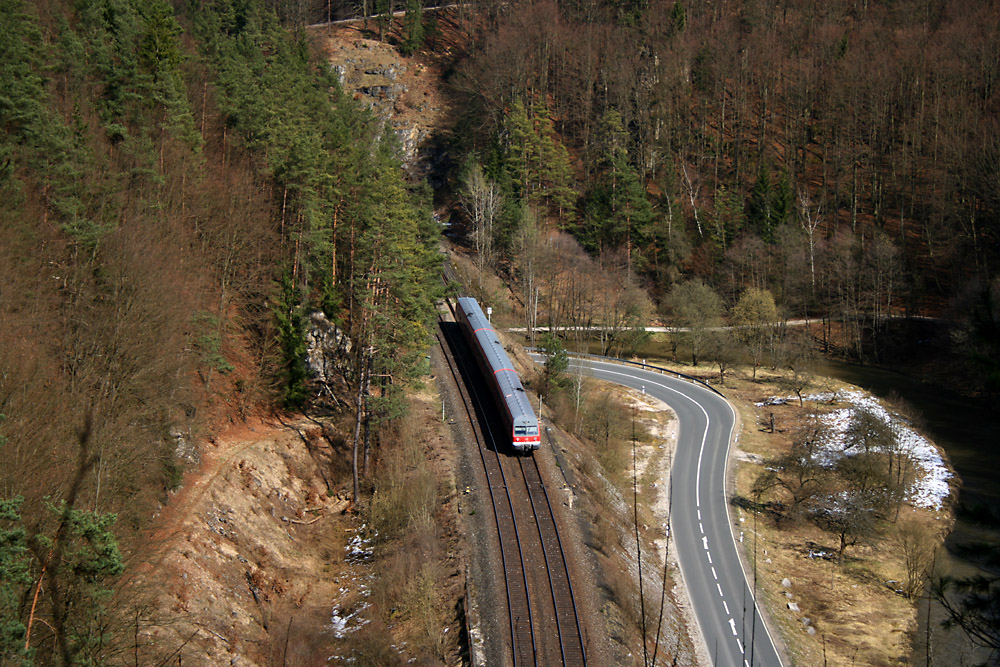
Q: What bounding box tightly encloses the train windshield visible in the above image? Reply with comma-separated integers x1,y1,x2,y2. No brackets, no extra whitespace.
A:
515,426,539,437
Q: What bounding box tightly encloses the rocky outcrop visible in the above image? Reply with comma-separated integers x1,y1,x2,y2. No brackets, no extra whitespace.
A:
320,33,450,172
305,310,351,383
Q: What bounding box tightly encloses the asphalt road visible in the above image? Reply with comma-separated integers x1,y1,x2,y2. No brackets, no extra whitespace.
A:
540,355,785,667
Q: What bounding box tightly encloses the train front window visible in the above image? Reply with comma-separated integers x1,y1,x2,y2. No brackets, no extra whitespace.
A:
514,426,527,436
526,426,538,436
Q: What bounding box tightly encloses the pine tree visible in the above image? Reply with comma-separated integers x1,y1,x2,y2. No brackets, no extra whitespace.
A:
274,269,309,408
400,0,424,56
0,495,30,664
343,130,439,501
670,1,686,33
747,164,774,242
499,98,577,224
530,98,576,222
772,168,794,230
584,110,653,272
504,98,536,201
711,185,744,251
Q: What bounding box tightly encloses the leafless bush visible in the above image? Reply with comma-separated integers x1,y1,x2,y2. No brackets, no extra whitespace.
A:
579,390,631,482
369,455,436,544
891,518,936,598
605,557,641,626
340,621,405,667
404,562,447,659
371,529,440,619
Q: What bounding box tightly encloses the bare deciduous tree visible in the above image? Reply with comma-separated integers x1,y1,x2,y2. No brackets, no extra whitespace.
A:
664,279,723,366
753,418,831,523
732,287,779,379
461,163,503,285
774,330,819,406
891,518,936,599
797,191,822,298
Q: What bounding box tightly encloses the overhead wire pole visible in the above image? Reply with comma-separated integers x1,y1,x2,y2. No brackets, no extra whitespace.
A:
650,445,674,667
633,408,649,666
751,490,760,667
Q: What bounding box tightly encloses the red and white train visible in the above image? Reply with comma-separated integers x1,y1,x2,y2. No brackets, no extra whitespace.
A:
455,297,541,452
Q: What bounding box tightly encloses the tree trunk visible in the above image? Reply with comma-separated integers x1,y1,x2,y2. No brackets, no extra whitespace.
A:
362,382,372,477
351,357,366,504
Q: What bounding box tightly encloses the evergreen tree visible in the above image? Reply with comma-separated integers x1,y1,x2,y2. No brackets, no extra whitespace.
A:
74,0,199,152
747,164,774,242
274,269,309,408
0,495,30,665
481,139,524,261
583,110,653,271
399,0,424,56
539,333,569,397
193,0,442,495
772,169,794,230
670,1,686,32
20,500,126,665
345,131,439,499
50,504,126,664
0,0,95,241
504,98,536,201
501,97,576,218
529,98,576,222
710,185,744,251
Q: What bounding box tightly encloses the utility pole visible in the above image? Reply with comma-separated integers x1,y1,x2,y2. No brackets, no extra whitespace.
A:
750,489,761,667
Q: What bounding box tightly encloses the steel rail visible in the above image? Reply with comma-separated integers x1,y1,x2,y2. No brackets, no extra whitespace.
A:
519,455,587,666
482,411,537,667
437,308,537,665
443,284,585,665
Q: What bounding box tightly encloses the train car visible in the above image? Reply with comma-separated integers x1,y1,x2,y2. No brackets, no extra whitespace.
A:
455,297,541,452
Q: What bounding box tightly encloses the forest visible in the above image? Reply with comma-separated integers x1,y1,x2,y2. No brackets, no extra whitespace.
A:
0,0,439,662
1,0,999,662
428,0,1000,387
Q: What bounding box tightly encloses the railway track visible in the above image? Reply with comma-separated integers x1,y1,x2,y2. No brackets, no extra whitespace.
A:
518,455,586,667
437,288,586,666
437,321,535,665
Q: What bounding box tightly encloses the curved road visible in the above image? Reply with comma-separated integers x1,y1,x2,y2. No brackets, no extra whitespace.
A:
539,356,785,667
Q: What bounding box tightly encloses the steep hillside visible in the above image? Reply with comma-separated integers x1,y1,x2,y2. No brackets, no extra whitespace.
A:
0,1,441,663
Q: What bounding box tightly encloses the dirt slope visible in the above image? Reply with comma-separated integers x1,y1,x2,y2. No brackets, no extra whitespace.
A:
137,418,357,665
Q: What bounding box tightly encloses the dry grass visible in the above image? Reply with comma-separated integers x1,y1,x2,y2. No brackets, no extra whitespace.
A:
351,386,460,663
447,248,517,322
738,503,923,666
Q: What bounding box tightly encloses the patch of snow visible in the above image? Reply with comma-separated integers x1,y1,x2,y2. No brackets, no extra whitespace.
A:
345,525,375,563
758,390,952,510
757,396,793,406
329,602,371,639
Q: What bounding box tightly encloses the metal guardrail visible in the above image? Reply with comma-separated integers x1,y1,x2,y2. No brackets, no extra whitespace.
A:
527,348,726,398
